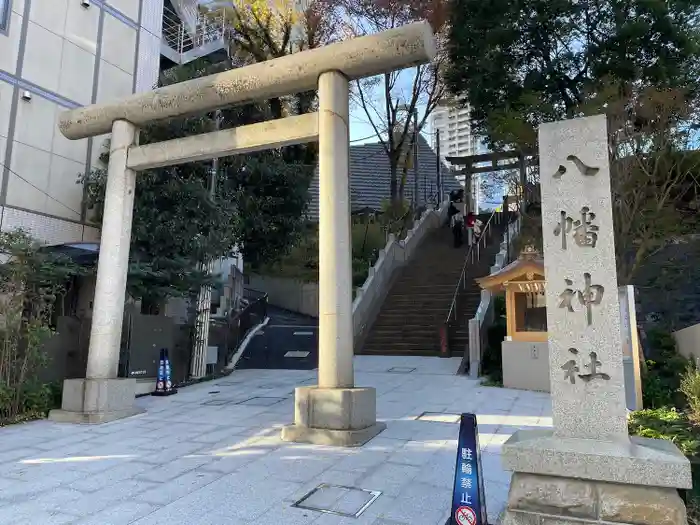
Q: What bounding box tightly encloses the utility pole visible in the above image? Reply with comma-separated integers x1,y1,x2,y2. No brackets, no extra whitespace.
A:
436,128,441,203
412,109,419,210
191,109,222,379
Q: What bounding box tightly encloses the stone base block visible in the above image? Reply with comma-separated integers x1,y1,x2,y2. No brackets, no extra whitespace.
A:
281,422,386,447
280,386,386,447
49,378,144,424
501,472,688,525
502,429,692,489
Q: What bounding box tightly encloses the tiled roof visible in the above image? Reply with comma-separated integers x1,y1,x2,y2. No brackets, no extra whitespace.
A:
306,135,463,221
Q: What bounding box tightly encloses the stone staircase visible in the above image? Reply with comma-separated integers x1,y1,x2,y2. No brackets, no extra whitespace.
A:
360,218,504,356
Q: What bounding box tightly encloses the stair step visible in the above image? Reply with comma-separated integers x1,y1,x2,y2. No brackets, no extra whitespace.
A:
361,223,508,357
358,348,439,357
367,333,438,343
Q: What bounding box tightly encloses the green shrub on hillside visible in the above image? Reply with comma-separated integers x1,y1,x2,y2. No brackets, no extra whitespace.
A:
642,328,690,409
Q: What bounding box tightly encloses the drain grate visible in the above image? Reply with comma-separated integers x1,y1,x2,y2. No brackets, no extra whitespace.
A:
201,398,238,406
387,367,416,374
415,412,460,423
284,351,311,358
256,383,290,389
236,396,286,406
292,484,381,518
214,381,237,386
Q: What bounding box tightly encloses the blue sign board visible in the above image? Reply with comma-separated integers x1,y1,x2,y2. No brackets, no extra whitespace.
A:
450,413,487,525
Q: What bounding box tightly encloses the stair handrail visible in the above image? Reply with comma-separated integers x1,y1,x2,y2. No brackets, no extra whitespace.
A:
444,207,502,326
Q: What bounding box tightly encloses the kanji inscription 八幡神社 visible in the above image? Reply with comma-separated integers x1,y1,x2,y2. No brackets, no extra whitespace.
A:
500,115,692,525
538,115,629,440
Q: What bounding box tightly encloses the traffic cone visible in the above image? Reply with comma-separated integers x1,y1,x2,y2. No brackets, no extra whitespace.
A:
152,348,178,396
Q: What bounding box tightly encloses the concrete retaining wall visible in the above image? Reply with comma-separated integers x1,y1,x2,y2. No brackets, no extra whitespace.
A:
674,323,700,365
245,275,319,318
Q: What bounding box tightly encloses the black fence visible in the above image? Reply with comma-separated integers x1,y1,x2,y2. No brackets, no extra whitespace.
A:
45,288,268,385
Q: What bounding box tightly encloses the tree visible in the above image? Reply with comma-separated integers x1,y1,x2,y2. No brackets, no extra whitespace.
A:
0,230,84,421
445,0,700,150
508,85,700,283
82,59,313,312
597,85,700,283
202,0,334,164
328,0,448,204
445,0,700,283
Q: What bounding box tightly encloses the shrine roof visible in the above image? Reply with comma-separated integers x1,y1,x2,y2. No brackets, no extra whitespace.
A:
475,250,545,291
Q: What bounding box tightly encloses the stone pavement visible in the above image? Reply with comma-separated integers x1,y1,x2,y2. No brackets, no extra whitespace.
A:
0,356,552,525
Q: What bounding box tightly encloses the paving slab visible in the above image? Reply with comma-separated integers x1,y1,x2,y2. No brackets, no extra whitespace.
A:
0,356,552,524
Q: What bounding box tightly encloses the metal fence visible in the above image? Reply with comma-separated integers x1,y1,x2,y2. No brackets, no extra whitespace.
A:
210,288,268,372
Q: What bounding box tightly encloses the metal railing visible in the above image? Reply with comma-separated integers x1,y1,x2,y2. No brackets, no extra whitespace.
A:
223,287,268,365
162,5,227,57
444,208,502,328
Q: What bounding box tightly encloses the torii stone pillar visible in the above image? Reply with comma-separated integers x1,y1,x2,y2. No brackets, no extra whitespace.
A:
48,22,435,438
279,71,385,446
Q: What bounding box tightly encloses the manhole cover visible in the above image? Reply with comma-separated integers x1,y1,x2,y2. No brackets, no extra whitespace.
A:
284,351,311,358
236,397,286,406
292,484,381,518
416,412,460,423
387,367,416,373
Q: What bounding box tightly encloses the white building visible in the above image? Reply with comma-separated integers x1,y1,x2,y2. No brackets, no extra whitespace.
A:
430,102,476,165
0,0,164,246
431,102,482,210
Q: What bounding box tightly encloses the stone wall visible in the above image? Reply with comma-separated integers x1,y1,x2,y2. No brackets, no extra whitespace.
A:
633,236,700,333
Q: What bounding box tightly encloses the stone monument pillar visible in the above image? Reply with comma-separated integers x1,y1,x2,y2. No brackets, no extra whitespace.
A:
50,120,144,424
280,71,386,447
501,115,692,525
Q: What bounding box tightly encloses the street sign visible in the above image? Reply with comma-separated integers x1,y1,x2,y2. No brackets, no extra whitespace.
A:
450,413,487,525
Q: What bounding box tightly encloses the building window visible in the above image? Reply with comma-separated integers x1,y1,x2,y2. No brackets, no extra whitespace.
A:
0,0,10,32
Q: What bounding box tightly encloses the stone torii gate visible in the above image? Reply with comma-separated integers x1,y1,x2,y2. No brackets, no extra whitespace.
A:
49,22,436,447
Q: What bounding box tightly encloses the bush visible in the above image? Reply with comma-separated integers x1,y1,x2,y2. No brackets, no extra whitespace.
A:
628,406,700,517
257,219,389,286
681,364,700,424
0,230,83,424
642,329,690,409
628,408,700,457
481,294,507,383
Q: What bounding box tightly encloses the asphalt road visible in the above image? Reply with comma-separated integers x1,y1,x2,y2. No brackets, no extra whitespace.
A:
236,306,319,370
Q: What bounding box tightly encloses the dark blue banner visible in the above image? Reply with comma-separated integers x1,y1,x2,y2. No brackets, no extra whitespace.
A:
450,413,487,525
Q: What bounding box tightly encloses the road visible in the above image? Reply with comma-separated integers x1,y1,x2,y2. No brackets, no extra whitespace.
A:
236,306,319,370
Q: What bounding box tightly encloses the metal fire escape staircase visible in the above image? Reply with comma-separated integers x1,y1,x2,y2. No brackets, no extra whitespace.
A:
160,0,229,68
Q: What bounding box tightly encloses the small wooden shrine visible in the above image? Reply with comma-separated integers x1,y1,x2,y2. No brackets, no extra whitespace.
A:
476,246,547,342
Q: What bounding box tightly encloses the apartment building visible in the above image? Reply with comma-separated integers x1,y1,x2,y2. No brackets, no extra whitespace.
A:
0,0,164,246
431,102,476,164
431,102,482,210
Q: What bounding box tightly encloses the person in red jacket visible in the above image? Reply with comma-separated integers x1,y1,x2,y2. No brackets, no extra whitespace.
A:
465,212,476,229
465,212,482,244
